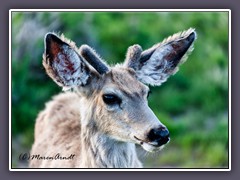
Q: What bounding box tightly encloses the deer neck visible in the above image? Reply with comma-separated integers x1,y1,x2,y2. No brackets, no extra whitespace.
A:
79,121,142,168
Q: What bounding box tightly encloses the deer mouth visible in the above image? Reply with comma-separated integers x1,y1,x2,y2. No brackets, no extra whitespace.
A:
134,136,164,152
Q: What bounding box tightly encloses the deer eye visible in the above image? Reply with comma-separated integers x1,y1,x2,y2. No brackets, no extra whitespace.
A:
102,94,122,105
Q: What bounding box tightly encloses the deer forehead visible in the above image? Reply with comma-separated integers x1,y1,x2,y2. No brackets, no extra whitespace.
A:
102,67,149,97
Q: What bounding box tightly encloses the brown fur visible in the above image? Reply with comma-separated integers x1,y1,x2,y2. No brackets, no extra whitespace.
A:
30,92,81,168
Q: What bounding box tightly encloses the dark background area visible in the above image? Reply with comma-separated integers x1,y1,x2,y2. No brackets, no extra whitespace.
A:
11,11,229,168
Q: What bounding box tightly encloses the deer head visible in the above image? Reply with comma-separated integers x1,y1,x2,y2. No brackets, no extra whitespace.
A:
42,28,196,152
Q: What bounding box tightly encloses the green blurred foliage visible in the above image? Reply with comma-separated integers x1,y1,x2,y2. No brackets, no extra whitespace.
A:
11,11,229,168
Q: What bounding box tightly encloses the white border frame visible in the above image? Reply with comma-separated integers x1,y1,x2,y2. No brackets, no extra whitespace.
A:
9,9,231,171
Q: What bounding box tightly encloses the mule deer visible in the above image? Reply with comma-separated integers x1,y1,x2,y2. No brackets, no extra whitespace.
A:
29,28,196,168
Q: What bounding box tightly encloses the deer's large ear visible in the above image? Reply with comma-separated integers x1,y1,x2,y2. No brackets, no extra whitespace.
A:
43,33,109,89
125,28,197,86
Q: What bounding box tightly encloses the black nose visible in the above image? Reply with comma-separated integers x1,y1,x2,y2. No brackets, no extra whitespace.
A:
148,126,170,146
